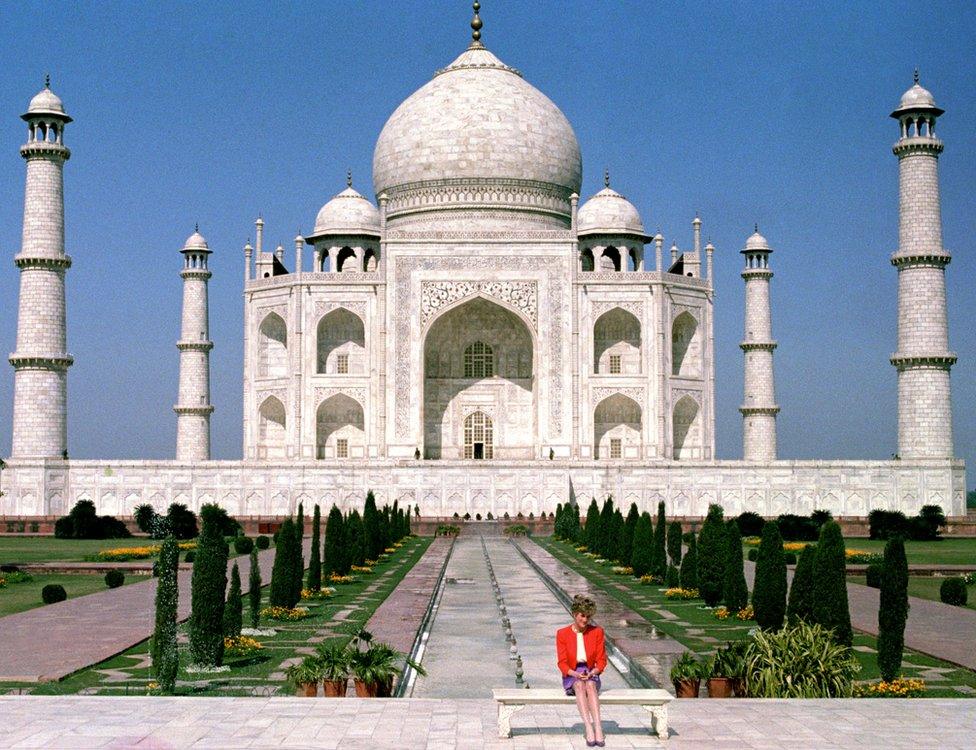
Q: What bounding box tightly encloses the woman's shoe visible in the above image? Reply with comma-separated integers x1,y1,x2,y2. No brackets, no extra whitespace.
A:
595,742,605,748
585,742,596,748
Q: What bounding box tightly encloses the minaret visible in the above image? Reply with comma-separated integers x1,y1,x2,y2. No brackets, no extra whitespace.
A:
889,73,955,459
174,228,214,461
9,79,73,459
740,228,779,461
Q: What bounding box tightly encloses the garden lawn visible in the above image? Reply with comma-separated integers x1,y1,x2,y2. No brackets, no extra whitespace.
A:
849,575,976,611
538,536,976,698
843,538,976,565
0,573,141,617
16,536,431,697
0,537,128,564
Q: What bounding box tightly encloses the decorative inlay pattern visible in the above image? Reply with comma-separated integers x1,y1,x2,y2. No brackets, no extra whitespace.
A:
420,280,537,328
591,300,644,319
313,387,367,406
592,386,645,409
671,304,699,322
672,388,702,405
256,388,287,406
313,300,367,320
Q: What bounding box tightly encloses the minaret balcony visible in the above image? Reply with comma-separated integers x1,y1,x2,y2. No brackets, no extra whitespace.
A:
14,254,72,269
889,250,951,268
19,141,70,160
889,352,957,371
892,137,943,157
8,353,74,371
176,340,214,352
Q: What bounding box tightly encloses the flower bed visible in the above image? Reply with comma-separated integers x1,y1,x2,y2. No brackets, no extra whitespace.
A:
611,566,634,576
328,573,356,584
260,606,310,621
664,587,699,600
90,542,196,562
0,570,33,587
846,549,883,564
714,605,754,620
301,587,335,600
224,635,264,657
854,678,925,698
639,574,664,585
350,565,373,574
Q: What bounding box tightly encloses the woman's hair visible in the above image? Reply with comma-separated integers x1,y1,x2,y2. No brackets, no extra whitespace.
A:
571,594,596,617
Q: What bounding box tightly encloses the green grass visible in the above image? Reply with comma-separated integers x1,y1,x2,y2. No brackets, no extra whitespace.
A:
0,572,142,617
9,536,431,696
538,536,976,697
850,575,976,611
0,537,134,564
843,538,976,565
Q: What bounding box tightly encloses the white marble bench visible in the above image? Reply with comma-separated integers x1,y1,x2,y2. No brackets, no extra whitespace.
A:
492,688,672,740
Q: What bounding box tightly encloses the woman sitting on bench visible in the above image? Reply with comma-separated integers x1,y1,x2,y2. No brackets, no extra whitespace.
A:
556,594,607,747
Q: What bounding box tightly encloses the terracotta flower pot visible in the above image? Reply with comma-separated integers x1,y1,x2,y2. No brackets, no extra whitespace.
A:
673,678,700,698
375,677,394,697
354,679,379,697
322,678,348,697
707,677,734,698
731,678,747,697
297,682,317,697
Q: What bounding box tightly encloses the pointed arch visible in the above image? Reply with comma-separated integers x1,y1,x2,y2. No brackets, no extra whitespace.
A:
593,393,642,459
594,307,641,374
599,246,621,272
317,307,365,374
258,313,287,379
672,395,701,460
671,311,700,377
335,246,357,273
580,248,595,272
258,396,286,459
316,393,364,459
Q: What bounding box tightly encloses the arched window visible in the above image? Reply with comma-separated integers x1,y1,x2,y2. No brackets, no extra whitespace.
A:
363,248,378,272
593,394,642,459
580,248,594,272
316,394,365,459
335,246,356,273
316,308,366,374
463,411,493,459
463,341,494,378
673,396,701,460
258,313,287,379
671,312,700,377
600,246,621,272
593,307,641,374
258,396,286,458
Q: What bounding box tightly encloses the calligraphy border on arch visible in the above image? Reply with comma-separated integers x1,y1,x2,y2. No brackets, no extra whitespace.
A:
394,255,566,438
420,280,538,328
591,386,646,410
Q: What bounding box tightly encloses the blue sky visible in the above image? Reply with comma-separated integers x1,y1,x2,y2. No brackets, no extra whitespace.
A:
0,1,973,483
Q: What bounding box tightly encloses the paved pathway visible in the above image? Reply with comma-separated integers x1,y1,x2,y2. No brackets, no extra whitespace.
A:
411,533,626,698
0,695,973,748
0,543,304,682
745,560,976,669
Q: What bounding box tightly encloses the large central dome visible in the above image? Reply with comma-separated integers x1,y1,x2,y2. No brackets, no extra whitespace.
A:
372,43,582,229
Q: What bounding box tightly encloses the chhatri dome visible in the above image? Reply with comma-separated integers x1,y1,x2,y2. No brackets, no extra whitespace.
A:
891,70,943,116
312,173,381,238
372,4,581,228
577,171,647,238
23,76,72,122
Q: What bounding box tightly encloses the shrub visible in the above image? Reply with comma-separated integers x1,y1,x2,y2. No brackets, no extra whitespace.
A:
256,535,270,550
463,512,471,521
667,521,683,567
189,504,229,667
54,516,74,538
233,537,254,556
323,505,346,577
747,548,758,562
679,533,698,591
865,562,883,588
744,622,860,697
307,505,322,592
784,552,797,565
651,502,668,579
269,518,299,608
55,500,131,539
248,547,262,629
940,577,968,606
42,584,67,604
696,504,726,607
223,563,243,638
911,505,946,541
868,509,908,540
105,569,125,589
665,565,680,588
345,510,366,567
810,509,833,529
167,503,198,540
878,537,908,681
487,512,493,520
363,491,381,560
812,521,853,646
152,536,180,692
184,550,195,563
723,519,749,612
583,499,601,553
619,503,639,568
475,513,482,521
776,513,818,541
134,504,157,534
504,524,530,537
597,497,615,559
735,511,765,537
752,521,787,630
630,512,654,578
787,544,817,624
608,509,624,563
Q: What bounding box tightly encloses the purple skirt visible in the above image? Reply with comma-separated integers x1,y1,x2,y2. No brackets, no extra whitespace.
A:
562,662,602,695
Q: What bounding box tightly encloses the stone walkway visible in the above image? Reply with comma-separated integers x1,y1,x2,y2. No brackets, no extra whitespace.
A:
744,560,976,669
0,695,974,748
0,543,303,682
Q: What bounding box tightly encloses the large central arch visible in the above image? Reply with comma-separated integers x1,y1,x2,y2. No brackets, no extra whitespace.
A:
422,296,535,459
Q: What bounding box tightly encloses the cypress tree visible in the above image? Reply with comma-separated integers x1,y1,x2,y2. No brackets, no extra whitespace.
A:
722,519,749,612
307,505,322,591
812,521,853,646
630,512,654,578
391,500,400,543
294,504,305,595
223,563,243,637
323,505,345,576
786,544,816,624
696,504,727,606
752,520,787,630
189,504,229,666
679,532,698,590
363,491,380,561
609,509,625,563
151,536,180,692
269,518,298,607
878,536,909,681
667,521,683,568
651,501,668,578
583,499,601,551
346,510,366,567
380,505,391,554
570,504,582,542
598,497,615,558
620,503,639,569
248,547,262,629
554,503,564,538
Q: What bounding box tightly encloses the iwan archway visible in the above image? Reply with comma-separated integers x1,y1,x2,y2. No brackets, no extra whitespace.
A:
422,296,535,459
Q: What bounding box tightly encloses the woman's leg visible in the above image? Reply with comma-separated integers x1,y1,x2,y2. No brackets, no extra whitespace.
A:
573,682,594,741
584,681,604,742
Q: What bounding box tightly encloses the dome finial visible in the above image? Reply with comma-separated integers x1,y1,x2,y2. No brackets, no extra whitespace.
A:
914,67,920,85
604,168,610,188
470,2,483,44
755,223,759,233
44,73,50,89
195,222,199,232
347,169,352,188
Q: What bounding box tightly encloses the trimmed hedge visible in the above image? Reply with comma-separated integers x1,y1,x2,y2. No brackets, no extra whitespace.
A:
723,519,749,611
752,521,787,630
696,504,726,607
786,544,816,624
233,537,254,555
878,537,908,681
812,521,853,646
735,511,765,537
679,533,698,591
747,548,758,562
940,577,968,606
865,562,883,589
189,504,229,667
42,584,67,604
630,512,654,578
152,536,180,692
105,569,125,589
255,535,271,550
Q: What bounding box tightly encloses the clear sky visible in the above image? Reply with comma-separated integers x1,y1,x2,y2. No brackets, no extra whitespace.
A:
0,1,973,484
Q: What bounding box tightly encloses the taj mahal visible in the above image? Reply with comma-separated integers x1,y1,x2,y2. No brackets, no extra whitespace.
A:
1,9,965,520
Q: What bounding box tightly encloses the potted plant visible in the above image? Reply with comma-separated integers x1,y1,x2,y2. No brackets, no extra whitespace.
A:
349,630,426,697
669,651,702,698
316,642,351,697
719,640,751,697
285,656,321,697
708,646,736,697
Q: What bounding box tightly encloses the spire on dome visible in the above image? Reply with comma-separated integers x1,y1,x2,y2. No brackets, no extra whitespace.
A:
347,169,352,188
604,168,610,188
45,73,50,89
470,2,484,47
914,67,920,84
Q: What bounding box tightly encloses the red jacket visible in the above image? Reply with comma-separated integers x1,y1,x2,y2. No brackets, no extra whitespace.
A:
556,624,608,677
